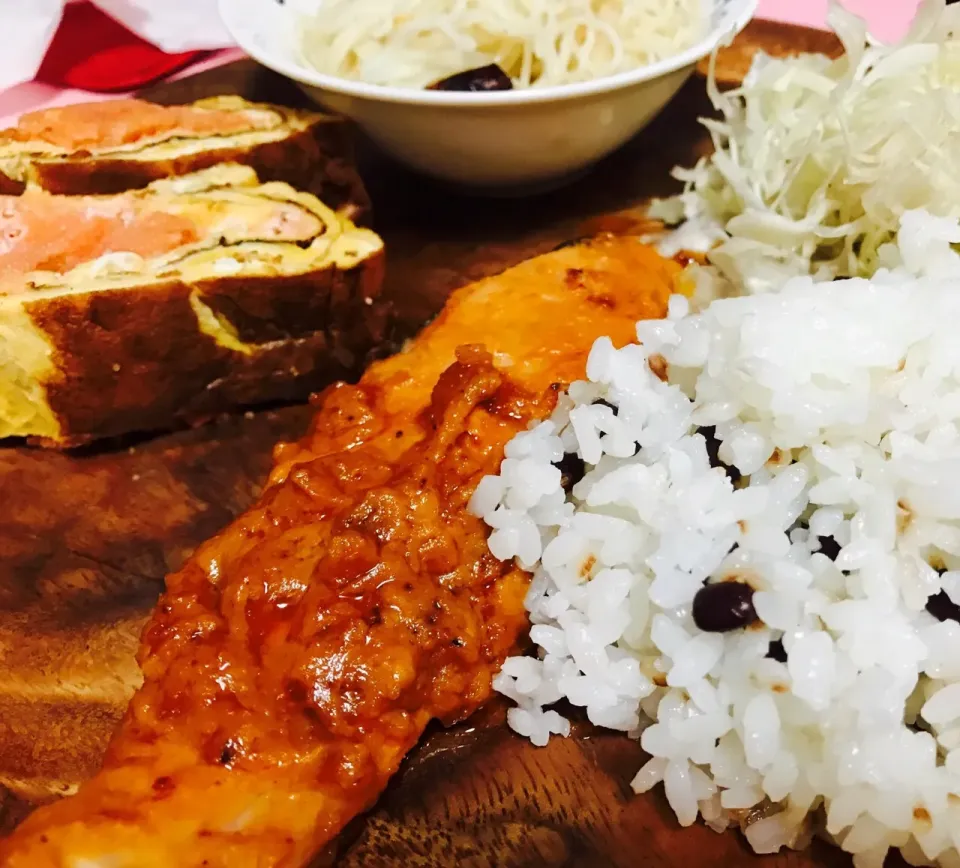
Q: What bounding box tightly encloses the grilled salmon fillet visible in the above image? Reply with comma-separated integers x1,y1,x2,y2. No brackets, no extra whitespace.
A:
0,237,679,868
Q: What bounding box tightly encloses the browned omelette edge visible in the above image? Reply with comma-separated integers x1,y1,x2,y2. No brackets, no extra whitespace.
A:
25,256,386,447
0,100,372,226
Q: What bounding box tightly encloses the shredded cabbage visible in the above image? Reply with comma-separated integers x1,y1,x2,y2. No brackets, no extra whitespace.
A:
652,0,960,293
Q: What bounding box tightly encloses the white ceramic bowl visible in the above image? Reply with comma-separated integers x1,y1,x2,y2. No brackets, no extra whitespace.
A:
220,0,757,192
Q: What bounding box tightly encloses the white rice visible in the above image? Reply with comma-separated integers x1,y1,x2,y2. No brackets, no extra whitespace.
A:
472,210,960,868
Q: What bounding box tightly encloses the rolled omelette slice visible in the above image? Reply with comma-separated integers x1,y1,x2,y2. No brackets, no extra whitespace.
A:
0,163,384,447
0,95,370,221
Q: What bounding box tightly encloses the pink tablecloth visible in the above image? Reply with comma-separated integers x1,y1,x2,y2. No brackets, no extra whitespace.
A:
759,0,921,41
0,0,925,127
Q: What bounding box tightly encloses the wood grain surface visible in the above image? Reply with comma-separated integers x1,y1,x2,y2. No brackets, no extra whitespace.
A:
0,19,851,866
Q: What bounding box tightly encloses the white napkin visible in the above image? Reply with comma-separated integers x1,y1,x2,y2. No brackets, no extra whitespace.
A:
0,0,236,92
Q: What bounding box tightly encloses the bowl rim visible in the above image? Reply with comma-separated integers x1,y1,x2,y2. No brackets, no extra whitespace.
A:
219,0,759,107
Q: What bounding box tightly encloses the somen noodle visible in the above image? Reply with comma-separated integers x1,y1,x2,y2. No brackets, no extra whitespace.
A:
298,0,706,90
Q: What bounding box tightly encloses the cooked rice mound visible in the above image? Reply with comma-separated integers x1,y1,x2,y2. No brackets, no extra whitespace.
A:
473,210,960,867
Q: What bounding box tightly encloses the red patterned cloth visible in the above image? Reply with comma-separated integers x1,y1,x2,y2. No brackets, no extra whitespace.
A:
36,1,206,93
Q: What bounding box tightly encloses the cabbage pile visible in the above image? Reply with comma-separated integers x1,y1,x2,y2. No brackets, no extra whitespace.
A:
653,0,960,293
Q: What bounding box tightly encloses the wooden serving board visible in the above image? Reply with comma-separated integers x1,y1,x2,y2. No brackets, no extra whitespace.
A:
0,20,851,867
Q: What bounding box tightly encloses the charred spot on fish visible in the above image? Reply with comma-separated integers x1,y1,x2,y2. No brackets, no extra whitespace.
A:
766,639,788,662
285,679,308,704
554,452,586,493
219,742,237,766
152,776,174,796
366,606,383,626
586,293,617,309
698,426,741,484
565,268,584,289
693,580,758,632
451,637,465,647
926,590,960,623
395,430,404,438
428,63,513,92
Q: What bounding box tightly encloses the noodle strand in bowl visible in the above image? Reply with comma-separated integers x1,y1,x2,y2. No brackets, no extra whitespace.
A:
298,0,707,90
